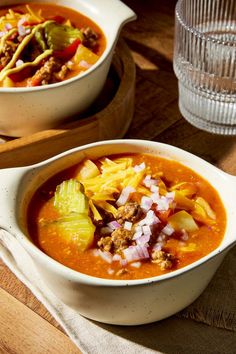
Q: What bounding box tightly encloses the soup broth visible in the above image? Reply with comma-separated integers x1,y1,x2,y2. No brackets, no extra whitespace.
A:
0,3,106,87
27,154,226,280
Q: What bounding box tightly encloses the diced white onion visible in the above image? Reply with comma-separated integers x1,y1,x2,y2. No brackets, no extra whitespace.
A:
116,186,135,207
157,233,166,242
130,261,141,268
135,225,142,233
138,210,160,226
120,259,128,267
107,268,114,275
124,221,132,230
141,196,153,211
156,196,170,211
142,225,152,236
136,234,150,245
123,245,149,262
5,23,12,30
16,59,24,67
18,18,26,26
107,221,121,230
113,254,121,261
133,162,146,172
152,242,163,251
79,60,91,69
162,223,174,236
166,191,175,201
150,185,159,193
92,249,100,257
143,175,158,188
98,250,113,263
151,192,160,203
132,230,143,240
18,25,26,36
143,174,151,183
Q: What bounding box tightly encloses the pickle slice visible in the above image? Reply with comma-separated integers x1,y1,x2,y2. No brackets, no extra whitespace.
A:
42,213,95,251
54,179,88,215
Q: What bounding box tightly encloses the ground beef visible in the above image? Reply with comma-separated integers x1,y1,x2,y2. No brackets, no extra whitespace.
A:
97,227,133,253
81,27,99,50
97,236,113,252
111,228,133,252
27,57,62,86
116,202,143,224
0,41,17,67
54,64,69,81
151,250,175,270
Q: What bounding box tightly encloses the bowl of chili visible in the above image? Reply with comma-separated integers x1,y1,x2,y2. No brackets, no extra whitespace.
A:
0,0,136,137
0,139,235,325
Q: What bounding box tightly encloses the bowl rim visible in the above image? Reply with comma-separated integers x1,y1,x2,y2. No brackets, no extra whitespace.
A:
15,139,233,287
0,1,115,93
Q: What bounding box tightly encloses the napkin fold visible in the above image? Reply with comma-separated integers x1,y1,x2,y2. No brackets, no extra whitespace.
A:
0,229,159,354
0,229,236,354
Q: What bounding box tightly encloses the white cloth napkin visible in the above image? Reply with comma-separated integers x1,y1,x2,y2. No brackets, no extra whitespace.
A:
0,229,160,354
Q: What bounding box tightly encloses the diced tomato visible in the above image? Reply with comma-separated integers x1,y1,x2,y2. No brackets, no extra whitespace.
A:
49,15,65,24
9,66,33,83
54,39,81,60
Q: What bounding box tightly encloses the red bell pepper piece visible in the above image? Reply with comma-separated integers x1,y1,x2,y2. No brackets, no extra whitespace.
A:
54,38,81,60
9,66,33,83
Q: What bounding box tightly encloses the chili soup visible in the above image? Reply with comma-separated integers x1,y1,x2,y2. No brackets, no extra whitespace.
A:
0,3,106,87
27,154,226,280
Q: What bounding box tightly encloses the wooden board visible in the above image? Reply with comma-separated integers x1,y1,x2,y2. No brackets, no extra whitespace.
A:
1,1,236,353
0,288,80,354
0,39,135,168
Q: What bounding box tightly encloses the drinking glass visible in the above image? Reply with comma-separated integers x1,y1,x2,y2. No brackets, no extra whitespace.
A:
173,0,236,135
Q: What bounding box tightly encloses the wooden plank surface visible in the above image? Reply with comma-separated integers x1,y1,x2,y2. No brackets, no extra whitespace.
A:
0,288,80,354
1,0,236,353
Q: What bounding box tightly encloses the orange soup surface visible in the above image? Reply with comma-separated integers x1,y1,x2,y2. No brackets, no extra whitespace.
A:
0,3,106,87
27,154,226,280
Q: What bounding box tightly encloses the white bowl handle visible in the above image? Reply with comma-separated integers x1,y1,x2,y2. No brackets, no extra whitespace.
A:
224,172,236,187
113,0,137,26
95,0,137,28
0,167,27,231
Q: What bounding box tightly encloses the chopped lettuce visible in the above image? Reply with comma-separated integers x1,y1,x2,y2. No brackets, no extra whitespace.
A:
44,22,84,51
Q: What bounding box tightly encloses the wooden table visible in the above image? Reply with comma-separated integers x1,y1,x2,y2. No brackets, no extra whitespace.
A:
1,1,236,352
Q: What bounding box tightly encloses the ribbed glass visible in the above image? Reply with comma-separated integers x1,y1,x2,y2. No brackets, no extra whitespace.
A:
173,0,236,135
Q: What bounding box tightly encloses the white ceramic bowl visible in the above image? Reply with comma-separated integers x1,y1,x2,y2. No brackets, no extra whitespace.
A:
0,0,136,137
0,139,235,325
